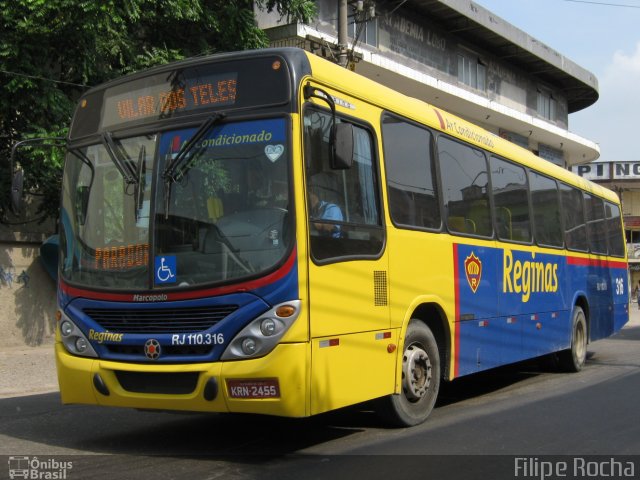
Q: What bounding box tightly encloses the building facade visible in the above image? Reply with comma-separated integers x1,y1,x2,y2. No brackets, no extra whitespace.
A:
256,0,600,167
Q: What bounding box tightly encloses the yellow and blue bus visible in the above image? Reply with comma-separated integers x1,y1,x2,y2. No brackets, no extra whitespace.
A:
53,48,628,426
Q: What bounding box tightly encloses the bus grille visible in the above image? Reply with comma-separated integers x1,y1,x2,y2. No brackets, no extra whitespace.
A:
115,371,199,394
83,305,238,334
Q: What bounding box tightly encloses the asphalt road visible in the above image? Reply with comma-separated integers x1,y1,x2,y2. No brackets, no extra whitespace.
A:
1,315,639,480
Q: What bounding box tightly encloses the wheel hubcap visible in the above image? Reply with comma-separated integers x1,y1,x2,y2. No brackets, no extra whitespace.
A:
575,319,586,363
403,344,432,401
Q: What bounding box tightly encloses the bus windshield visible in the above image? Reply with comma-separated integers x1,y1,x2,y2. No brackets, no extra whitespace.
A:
60,117,291,290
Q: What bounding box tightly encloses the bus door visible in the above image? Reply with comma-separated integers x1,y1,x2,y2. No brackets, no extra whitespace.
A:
302,104,393,414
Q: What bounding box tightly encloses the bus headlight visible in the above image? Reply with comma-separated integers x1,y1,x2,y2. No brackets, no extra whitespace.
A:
221,300,301,360
241,337,258,355
58,312,98,358
60,320,74,337
260,318,278,336
75,337,89,353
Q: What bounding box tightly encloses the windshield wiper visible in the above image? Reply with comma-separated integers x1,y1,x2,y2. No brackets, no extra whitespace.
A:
162,112,226,183
161,112,226,218
101,132,137,186
134,145,146,221
101,133,148,221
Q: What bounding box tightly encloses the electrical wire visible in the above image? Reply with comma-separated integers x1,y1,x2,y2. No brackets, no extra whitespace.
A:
563,0,640,8
0,69,88,88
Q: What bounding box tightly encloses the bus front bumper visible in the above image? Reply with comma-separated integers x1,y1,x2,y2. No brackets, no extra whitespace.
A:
55,342,309,417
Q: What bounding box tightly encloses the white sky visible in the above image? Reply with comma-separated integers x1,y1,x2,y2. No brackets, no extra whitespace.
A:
476,0,640,162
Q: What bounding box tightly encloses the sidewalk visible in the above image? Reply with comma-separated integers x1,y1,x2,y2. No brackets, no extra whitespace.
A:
1,306,639,399
628,300,640,326
0,343,58,398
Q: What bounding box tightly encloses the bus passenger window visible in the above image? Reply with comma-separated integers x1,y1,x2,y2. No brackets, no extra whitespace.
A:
606,202,625,257
530,172,563,248
585,193,608,254
437,136,492,238
490,156,531,243
382,115,441,230
559,183,588,252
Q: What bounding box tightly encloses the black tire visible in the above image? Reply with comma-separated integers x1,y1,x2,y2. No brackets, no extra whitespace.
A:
558,306,588,372
376,321,440,427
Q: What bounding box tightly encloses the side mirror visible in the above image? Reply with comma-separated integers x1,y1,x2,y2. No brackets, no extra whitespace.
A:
8,136,66,216
331,123,354,170
10,170,24,215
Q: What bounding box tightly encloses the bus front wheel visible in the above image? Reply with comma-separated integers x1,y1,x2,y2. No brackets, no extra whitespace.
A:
558,306,587,372
376,320,440,427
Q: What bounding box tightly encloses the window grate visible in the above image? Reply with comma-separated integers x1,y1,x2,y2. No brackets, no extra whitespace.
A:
374,270,388,306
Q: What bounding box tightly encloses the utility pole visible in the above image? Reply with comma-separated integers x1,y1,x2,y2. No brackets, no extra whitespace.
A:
337,0,349,68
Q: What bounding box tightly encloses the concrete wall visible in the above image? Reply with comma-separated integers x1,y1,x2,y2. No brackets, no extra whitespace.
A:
0,241,57,348
623,191,640,217
259,0,569,129
368,3,568,128
1,201,57,348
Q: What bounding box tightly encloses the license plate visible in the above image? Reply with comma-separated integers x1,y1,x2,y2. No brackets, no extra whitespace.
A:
226,378,280,399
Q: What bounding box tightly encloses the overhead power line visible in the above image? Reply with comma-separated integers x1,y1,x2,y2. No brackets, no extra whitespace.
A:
0,69,88,88
563,0,640,8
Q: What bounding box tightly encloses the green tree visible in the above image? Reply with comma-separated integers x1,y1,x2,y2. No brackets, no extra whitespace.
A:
0,0,315,223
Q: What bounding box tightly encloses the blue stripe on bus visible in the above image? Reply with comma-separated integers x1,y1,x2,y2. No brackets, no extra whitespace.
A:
454,243,628,377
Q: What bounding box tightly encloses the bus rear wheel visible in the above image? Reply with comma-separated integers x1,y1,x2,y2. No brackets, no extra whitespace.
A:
558,306,587,372
376,321,440,427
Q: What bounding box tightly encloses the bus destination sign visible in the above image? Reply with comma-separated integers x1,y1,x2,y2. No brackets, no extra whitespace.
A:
70,56,292,138
101,72,238,128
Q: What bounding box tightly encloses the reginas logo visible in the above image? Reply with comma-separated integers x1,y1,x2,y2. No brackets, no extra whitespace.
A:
88,329,124,344
503,249,559,303
464,252,482,293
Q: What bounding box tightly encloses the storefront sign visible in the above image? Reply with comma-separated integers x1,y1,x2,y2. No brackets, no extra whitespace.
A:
571,163,610,181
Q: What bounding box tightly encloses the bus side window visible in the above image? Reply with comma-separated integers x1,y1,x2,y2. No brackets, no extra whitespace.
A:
382,114,441,230
530,172,563,248
585,193,608,254
437,135,492,238
559,182,588,252
605,202,625,257
490,156,531,243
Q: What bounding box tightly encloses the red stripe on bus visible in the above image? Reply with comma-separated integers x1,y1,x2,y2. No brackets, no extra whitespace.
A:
566,256,627,269
453,243,460,378
433,108,446,130
60,247,297,302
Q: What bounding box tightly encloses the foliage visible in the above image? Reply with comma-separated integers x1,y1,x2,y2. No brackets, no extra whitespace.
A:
0,0,316,223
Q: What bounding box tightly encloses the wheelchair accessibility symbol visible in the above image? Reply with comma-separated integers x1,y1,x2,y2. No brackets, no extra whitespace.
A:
155,256,177,284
